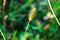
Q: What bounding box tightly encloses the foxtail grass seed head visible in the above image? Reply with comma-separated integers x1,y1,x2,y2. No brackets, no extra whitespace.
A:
28,7,36,21
3,0,6,7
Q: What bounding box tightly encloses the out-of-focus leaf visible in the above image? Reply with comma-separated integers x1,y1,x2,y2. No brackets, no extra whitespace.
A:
21,32,29,40
49,25,58,33
12,30,17,40
34,34,39,40
52,2,59,8
8,12,24,21
0,25,4,31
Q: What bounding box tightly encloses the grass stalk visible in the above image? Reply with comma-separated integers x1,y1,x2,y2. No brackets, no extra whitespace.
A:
25,20,30,34
21,20,30,40
3,0,7,39
0,29,6,40
48,0,60,26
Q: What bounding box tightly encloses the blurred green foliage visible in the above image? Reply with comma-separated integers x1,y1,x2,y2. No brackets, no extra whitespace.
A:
0,0,60,40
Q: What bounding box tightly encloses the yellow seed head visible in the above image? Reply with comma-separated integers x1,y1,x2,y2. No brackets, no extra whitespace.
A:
28,7,36,21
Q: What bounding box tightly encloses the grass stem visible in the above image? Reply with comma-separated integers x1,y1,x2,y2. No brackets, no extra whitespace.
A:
21,20,30,40
25,20,30,34
48,0,60,26
0,29,6,40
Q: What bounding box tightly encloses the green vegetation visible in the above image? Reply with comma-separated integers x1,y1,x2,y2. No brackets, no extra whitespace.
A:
0,0,60,40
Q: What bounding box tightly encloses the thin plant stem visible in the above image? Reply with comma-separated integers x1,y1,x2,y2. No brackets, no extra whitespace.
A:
3,0,6,26
3,3,5,27
0,29,6,40
25,20,30,34
48,0,60,26
3,0,7,39
22,20,30,40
